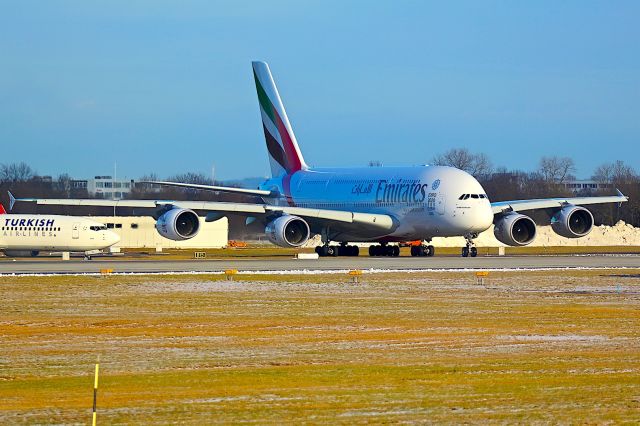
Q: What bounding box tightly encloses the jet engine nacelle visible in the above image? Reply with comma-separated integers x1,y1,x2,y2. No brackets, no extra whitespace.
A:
494,213,537,246
551,205,594,238
155,208,200,241
265,215,310,248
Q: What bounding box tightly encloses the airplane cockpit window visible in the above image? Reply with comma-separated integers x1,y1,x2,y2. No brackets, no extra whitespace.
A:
460,194,489,200
90,225,108,231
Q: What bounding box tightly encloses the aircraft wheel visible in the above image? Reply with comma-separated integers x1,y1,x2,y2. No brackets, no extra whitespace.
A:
369,246,377,256
461,247,469,257
427,245,435,257
328,246,338,257
319,246,330,257
350,246,359,256
470,247,478,257
410,246,418,257
392,246,400,257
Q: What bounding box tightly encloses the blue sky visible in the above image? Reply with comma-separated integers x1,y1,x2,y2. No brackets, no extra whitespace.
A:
1,1,638,180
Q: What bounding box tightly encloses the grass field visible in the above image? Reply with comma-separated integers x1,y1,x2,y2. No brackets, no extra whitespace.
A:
1,270,639,423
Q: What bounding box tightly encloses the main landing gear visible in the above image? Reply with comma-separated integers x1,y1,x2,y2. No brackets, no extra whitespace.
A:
368,244,400,257
410,244,435,257
461,234,478,257
315,243,359,257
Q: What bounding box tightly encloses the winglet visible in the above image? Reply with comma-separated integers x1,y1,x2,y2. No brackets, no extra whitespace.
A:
8,191,16,211
615,188,628,207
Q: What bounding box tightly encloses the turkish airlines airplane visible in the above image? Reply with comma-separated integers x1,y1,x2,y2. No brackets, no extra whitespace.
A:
0,203,120,257
13,61,627,257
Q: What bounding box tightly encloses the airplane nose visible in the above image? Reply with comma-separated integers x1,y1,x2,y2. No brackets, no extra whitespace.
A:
482,204,494,229
108,231,121,245
470,203,494,233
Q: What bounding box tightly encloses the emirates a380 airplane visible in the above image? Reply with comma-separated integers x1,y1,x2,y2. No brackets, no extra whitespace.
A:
0,203,120,257
14,61,627,257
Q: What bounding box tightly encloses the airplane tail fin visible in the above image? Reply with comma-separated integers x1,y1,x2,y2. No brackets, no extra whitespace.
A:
252,61,307,177
0,203,5,214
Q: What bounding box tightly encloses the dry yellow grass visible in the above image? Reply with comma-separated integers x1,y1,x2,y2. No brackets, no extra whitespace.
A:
1,270,639,424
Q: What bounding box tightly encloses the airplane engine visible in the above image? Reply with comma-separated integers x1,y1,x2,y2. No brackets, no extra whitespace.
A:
551,205,594,238
265,215,310,248
155,208,200,240
494,213,537,246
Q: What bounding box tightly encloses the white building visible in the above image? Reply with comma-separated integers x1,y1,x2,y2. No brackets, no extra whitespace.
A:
92,216,228,249
87,176,135,199
563,180,612,193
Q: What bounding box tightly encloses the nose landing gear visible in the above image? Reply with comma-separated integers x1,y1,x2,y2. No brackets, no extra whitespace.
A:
462,234,478,257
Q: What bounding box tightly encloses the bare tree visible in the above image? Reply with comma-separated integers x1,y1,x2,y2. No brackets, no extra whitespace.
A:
56,173,72,198
432,148,493,178
0,162,35,183
592,163,614,183
537,156,575,183
611,160,636,184
167,172,212,185
592,160,636,184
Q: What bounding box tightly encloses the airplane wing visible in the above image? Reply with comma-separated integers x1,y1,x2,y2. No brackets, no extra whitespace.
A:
139,181,276,197
491,189,628,214
11,194,397,232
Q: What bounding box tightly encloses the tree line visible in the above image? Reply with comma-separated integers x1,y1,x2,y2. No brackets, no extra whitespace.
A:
1,153,639,232
431,148,639,227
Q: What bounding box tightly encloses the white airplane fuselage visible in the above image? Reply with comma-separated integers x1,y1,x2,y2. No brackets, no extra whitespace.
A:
0,214,120,252
260,165,494,242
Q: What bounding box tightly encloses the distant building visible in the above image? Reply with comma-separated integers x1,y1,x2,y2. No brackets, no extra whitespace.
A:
70,179,88,190
33,175,53,183
91,216,228,249
87,176,135,199
563,179,613,193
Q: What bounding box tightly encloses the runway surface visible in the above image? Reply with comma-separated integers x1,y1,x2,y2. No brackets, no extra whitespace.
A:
1,254,639,274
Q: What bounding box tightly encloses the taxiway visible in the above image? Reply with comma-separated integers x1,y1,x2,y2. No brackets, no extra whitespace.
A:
0,255,639,274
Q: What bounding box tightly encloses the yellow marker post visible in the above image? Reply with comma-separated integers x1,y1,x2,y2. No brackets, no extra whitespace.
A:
475,271,489,285
348,269,363,283
225,269,238,281
92,360,100,426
